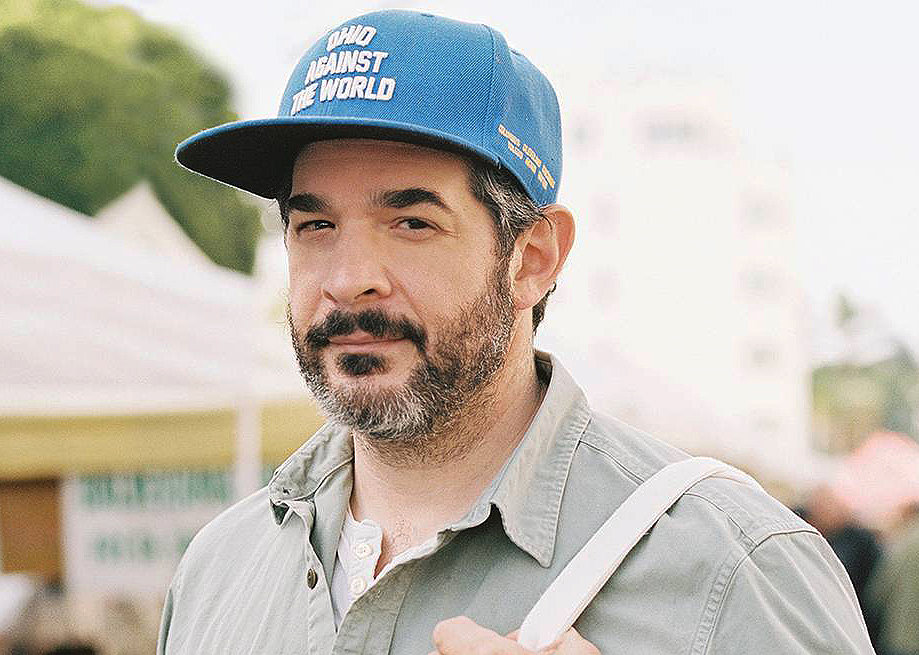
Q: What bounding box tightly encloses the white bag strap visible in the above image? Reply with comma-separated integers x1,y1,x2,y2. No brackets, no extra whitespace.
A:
517,456,760,651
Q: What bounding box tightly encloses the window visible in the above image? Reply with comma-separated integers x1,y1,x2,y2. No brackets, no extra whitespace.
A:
739,268,782,300
748,343,780,368
740,193,783,228
645,119,704,145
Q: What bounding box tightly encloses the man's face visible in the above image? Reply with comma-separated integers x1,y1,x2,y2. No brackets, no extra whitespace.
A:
285,139,518,442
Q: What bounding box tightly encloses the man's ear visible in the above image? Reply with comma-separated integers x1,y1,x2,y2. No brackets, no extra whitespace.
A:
510,204,575,311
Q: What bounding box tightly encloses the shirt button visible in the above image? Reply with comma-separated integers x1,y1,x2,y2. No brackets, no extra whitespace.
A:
306,568,318,589
353,542,373,558
349,577,367,595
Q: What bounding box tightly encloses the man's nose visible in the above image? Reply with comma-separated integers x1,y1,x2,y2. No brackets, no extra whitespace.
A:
321,227,392,306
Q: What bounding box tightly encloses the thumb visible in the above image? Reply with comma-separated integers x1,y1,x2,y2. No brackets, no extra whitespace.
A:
552,628,601,655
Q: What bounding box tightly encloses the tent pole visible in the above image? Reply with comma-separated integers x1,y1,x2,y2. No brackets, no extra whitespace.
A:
234,398,261,499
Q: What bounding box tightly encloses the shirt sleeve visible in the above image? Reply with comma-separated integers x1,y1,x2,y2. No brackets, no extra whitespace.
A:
702,530,876,655
157,585,174,655
157,561,184,655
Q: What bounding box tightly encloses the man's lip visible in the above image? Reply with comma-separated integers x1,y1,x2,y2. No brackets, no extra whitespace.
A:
327,333,402,346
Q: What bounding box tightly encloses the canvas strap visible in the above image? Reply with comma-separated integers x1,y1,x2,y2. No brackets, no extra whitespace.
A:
517,456,760,651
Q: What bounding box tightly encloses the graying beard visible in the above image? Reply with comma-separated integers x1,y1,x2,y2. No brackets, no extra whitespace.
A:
291,265,515,464
307,372,433,440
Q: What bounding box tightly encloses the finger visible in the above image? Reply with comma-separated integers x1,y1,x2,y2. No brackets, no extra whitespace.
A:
432,616,495,655
552,628,601,655
536,637,563,654
433,616,530,655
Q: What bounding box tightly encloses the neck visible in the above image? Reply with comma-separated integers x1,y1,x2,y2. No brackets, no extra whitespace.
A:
349,344,545,571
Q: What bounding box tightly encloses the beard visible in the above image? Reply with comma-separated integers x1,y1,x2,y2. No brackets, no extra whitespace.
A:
288,261,516,450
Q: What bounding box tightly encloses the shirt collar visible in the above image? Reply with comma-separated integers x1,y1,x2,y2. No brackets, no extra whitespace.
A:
268,419,353,524
268,351,591,568
481,352,591,567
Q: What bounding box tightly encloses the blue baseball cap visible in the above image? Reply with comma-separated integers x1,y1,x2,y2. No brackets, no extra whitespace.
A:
175,10,562,206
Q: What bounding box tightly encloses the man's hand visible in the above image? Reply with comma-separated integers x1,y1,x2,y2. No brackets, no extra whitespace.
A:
429,616,601,655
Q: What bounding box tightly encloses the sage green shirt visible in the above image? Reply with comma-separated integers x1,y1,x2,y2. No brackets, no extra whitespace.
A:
158,353,875,654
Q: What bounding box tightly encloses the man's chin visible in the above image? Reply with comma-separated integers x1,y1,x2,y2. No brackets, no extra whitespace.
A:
312,377,430,440
327,370,411,394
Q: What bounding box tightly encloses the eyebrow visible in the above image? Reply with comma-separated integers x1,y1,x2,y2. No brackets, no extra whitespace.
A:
373,188,456,215
285,188,457,216
286,193,331,214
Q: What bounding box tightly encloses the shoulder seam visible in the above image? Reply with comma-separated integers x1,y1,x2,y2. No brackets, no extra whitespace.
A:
578,437,645,486
579,416,690,481
681,489,813,548
688,528,821,655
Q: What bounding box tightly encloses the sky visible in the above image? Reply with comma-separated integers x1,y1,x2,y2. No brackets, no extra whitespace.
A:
93,0,919,359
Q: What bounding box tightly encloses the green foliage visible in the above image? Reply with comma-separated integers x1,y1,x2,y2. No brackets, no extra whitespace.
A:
0,0,260,273
813,345,919,452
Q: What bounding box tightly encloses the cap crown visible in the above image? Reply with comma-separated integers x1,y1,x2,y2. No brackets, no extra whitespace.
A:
176,10,561,204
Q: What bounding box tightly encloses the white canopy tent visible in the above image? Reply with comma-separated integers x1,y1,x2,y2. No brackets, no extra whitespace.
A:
0,177,317,494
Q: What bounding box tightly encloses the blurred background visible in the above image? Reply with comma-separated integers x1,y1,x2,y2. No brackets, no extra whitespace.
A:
2,0,918,653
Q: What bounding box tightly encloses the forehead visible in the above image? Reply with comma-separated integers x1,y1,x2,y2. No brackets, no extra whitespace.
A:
290,138,471,192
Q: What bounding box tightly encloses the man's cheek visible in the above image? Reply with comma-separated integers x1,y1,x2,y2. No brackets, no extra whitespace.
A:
287,285,321,322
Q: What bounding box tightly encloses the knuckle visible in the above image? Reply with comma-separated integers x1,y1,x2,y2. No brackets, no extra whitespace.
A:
432,616,472,648
431,620,451,647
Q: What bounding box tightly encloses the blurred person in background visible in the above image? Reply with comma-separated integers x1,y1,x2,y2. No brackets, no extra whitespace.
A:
2,585,93,655
158,9,875,655
795,485,884,618
866,503,919,655
1,584,155,655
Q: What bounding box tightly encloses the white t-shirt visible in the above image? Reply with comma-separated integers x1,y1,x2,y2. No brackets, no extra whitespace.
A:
330,509,438,628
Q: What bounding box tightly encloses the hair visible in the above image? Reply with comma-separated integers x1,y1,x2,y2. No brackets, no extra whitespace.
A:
276,150,556,332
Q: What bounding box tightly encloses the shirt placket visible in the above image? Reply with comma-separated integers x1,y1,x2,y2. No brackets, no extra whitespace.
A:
345,517,384,600
333,527,465,655
333,559,420,655
289,499,337,655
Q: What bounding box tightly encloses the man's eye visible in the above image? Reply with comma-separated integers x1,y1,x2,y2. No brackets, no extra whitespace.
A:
397,218,433,230
295,219,334,233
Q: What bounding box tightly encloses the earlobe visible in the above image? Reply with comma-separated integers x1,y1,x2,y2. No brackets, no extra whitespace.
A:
511,205,575,310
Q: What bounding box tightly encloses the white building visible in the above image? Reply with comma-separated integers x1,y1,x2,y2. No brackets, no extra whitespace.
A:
538,74,813,481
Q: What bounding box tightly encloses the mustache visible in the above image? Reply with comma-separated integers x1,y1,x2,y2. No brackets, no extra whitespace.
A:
304,309,427,351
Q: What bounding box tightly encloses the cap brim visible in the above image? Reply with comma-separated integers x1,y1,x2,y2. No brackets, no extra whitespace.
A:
175,117,502,199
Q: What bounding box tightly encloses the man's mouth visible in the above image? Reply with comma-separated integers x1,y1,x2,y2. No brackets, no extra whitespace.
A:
327,333,405,352
328,332,401,346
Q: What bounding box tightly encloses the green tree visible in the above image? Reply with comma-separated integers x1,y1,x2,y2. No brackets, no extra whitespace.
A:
0,0,260,273
813,344,918,452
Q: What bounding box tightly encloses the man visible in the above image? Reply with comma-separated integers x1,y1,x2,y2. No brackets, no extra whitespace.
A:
159,10,875,655
794,484,883,624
